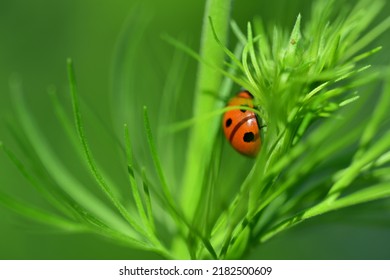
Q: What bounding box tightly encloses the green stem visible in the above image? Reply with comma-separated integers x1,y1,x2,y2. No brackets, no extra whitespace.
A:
180,0,232,219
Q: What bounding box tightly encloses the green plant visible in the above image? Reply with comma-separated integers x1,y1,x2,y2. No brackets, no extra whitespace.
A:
1,0,390,259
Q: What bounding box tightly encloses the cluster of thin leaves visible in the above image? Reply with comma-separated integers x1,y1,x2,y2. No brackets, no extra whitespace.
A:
0,8,206,259
1,63,179,258
1,0,390,260
197,0,390,259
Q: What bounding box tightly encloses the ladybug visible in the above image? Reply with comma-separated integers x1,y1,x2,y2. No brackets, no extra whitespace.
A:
222,90,261,157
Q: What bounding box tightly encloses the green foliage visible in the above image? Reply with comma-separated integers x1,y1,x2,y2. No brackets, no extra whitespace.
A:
206,0,390,258
1,0,390,260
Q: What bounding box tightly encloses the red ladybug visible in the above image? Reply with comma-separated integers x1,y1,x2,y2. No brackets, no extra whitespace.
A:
222,90,261,157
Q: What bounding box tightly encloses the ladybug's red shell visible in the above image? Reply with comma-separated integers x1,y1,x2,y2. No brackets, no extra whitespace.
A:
222,91,261,157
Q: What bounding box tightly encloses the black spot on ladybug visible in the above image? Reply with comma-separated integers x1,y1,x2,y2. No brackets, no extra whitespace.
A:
243,132,255,142
226,118,232,128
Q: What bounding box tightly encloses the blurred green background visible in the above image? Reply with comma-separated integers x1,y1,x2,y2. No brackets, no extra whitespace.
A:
1,0,389,259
